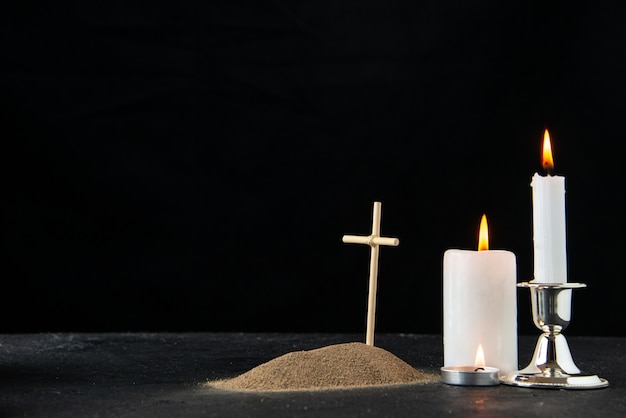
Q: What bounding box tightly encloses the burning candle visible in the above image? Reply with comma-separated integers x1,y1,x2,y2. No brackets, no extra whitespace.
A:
441,344,500,386
531,129,567,283
443,215,518,374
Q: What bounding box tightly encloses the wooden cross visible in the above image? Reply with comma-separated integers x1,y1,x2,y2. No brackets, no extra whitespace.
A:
342,201,399,346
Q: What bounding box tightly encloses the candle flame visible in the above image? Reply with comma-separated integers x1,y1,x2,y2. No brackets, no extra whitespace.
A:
542,129,554,172
475,344,486,367
478,214,489,251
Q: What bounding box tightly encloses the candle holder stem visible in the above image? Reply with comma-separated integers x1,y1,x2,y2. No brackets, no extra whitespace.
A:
500,282,608,389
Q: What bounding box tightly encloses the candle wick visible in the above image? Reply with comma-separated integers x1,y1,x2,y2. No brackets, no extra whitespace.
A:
474,367,485,372
543,165,554,176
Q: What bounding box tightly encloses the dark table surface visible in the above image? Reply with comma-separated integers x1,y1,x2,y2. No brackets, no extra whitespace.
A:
0,332,623,417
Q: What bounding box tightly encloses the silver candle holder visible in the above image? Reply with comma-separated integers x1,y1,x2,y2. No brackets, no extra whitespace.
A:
500,282,608,389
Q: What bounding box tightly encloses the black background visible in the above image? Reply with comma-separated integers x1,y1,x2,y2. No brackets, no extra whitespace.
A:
2,2,625,336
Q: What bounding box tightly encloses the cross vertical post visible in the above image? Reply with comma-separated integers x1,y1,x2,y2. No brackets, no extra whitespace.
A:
342,201,399,346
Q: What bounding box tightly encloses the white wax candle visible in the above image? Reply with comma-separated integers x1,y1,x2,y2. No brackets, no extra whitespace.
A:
531,130,568,283
443,249,518,374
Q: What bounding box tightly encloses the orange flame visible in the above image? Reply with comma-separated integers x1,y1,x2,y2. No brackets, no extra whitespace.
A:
475,344,486,367
542,129,554,171
478,214,489,251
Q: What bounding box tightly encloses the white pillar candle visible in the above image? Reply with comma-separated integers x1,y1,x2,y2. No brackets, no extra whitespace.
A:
531,129,567,283
443,215,518,374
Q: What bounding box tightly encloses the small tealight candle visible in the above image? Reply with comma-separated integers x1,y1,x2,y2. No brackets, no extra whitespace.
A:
440,366,500,386
441,344,500,386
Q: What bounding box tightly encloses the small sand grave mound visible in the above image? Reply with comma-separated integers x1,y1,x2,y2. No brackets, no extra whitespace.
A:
209,342,436,392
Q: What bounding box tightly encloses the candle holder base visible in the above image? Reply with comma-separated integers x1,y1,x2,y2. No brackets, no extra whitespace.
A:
500,282,609,390
500,371,608,389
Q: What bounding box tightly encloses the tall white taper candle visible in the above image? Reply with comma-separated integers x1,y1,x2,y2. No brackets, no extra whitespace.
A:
531,129,567,283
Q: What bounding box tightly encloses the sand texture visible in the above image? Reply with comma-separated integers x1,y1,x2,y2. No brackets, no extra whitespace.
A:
209,342,436,392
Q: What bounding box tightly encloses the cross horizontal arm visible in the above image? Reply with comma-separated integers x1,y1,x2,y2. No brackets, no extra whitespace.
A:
342,235,399,247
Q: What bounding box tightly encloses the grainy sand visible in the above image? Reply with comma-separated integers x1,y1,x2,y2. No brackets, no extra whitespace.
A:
208,342,437,392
